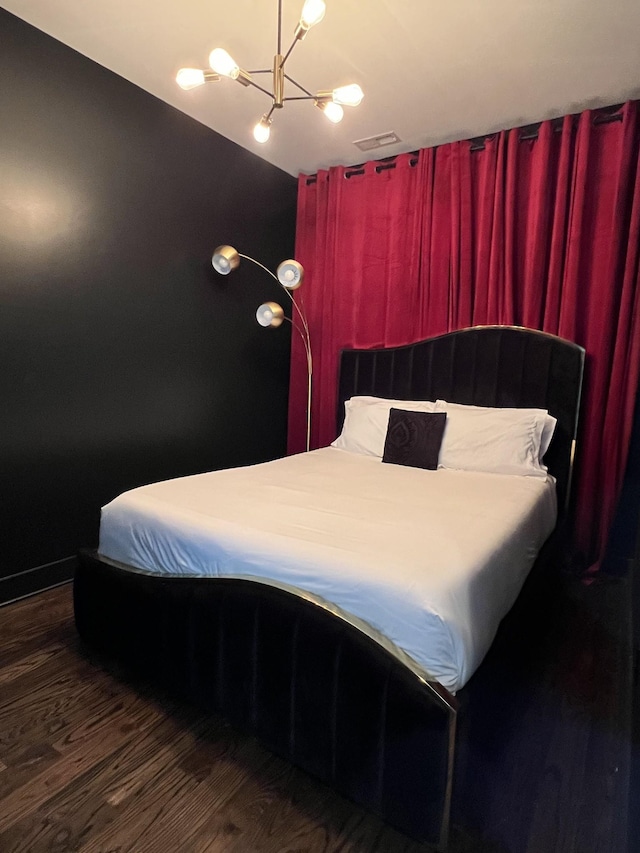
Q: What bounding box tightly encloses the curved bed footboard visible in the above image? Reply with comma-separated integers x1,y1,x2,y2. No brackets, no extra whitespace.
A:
75,550,457,850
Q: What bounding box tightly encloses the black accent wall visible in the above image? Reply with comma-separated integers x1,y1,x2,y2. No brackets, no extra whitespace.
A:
0,9,298,601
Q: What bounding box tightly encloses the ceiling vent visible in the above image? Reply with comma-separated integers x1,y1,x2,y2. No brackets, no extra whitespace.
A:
353,131,401,152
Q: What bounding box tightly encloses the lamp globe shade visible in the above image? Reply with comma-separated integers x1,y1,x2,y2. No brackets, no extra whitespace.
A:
256,301,285,327
212,245,240,275
277,260,304,289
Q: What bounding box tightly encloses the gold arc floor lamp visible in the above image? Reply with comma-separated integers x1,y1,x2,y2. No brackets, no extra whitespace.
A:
212,245,313,453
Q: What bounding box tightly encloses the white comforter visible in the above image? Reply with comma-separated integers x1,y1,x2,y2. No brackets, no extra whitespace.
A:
99,447,556,693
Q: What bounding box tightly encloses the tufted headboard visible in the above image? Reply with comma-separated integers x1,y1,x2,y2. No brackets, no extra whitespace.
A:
337,326,585,515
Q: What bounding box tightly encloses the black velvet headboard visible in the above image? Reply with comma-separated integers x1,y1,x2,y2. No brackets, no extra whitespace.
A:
338,326,585,515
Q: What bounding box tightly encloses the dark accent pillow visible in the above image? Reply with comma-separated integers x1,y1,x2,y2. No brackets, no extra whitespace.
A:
382,409,447,470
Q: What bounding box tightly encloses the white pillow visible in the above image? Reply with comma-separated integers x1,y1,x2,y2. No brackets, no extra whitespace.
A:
433,400,555,477
333,396,436,458
435,400,557,467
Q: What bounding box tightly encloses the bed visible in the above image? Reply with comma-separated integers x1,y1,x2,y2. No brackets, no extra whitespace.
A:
74,325,584,850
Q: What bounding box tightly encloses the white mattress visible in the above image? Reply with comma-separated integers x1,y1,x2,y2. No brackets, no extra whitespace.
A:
98,447,557,693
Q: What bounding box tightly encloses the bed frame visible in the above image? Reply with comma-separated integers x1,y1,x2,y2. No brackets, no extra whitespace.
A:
74,326,584,850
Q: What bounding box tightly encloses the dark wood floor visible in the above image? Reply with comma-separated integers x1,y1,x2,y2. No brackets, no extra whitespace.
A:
0,573,634,853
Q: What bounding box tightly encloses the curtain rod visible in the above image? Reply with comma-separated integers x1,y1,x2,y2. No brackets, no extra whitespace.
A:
304,107,625,184
471,108,623,151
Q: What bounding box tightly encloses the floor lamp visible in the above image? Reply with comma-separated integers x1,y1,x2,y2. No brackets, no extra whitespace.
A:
212,245,313,453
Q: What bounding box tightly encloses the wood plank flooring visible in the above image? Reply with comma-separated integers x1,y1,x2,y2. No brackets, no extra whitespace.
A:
0,573,633,853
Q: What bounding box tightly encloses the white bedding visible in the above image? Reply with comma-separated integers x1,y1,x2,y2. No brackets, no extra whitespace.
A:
98,447,557,693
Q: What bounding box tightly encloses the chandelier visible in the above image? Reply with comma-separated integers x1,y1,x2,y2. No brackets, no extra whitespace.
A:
176,0,364,144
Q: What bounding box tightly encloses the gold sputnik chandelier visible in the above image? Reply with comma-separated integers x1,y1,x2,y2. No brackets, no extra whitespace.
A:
176,0,364,144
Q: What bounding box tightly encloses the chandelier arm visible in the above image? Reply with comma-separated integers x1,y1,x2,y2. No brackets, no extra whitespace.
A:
280,36,302,67
247,69,272,75
283,74,314,97
245,79,276,99
283,96,316,102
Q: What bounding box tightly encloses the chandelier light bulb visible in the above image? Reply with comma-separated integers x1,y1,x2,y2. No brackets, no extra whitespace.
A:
322,101,344,123
300,0,326,29
332,83,364,107
209,48,240,79
253,116,272,143
176,68,206,90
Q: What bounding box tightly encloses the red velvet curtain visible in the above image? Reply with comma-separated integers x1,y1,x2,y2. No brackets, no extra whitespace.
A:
289,102,640,566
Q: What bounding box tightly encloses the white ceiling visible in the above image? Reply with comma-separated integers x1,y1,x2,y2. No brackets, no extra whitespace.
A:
4,0,640,177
